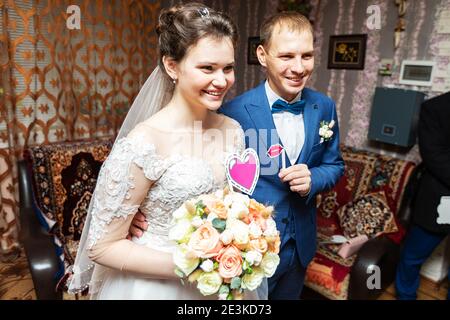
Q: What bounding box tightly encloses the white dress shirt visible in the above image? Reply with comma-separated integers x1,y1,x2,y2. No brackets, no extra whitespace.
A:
265,81,305,165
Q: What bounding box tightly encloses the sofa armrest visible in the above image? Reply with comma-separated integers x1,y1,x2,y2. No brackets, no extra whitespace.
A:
348,236,399,300
18,160,62,300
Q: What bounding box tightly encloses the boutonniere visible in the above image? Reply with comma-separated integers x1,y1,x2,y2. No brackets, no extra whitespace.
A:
319,120,335,143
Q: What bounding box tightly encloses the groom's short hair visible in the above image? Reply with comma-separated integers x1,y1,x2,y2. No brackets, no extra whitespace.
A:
260,12,313,49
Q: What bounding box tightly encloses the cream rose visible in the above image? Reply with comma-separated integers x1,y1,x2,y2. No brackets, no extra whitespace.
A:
197,271,223,296
188,222,222,258
168,219,194,243
173,245,200,276
245,250,262,266
228,203,249,220
241,267,264,291
263,218,278,237
248,221,262,239
227,219,249,248
200,259,214,273
260,252,280,277
217,245,243,279
219,229,234,245
224,193,250,208
173,205,190,220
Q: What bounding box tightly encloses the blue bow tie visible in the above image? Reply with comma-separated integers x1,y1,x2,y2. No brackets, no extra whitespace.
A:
271,99,305,115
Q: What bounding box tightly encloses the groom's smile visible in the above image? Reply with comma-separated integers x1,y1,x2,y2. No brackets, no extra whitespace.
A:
256,25,314,102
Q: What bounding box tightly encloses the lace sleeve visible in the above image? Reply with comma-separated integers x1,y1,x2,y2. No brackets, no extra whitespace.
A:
87,133,165,249
234,124,246,154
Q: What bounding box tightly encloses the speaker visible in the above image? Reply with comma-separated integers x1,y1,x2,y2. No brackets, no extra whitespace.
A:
368,87,425,147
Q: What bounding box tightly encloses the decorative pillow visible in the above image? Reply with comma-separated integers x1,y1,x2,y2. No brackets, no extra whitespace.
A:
337,191,399,239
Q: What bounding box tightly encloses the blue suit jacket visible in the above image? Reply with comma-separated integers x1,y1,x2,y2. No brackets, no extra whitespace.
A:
220,82,344,267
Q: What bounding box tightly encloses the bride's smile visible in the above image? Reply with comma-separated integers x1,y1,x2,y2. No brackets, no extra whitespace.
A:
164,35,236,114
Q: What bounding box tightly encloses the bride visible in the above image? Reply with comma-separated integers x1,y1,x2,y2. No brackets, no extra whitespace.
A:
68,3,267,300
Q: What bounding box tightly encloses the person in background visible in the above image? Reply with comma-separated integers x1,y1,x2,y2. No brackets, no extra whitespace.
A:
395,91,450,300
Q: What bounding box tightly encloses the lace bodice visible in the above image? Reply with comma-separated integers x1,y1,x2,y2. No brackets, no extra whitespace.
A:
87,121,245,252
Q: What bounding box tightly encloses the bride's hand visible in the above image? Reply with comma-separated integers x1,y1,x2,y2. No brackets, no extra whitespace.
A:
127,211,148,239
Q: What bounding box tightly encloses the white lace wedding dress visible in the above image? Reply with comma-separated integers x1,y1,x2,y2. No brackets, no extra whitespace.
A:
79,116,261,300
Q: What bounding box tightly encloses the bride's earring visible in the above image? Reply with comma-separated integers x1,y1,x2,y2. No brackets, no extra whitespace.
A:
172,78,177,84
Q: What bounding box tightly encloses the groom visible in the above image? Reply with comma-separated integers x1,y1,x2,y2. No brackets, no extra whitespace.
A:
129,12,344,299
219,12,344,299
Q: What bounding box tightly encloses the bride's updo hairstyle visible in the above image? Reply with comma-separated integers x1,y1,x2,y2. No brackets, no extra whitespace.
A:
156,2,238,75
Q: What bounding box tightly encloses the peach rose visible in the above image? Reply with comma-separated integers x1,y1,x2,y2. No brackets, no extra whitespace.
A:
216,245,243,279
249,210,267,231
266,236,281,254
249,199,265,212
249,199,273,219
188,222,223,258
249,238,268,254
210,200,228,220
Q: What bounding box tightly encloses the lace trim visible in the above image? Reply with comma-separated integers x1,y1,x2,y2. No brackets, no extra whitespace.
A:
235,125,246,154
67,263,94,294
86,134,165,249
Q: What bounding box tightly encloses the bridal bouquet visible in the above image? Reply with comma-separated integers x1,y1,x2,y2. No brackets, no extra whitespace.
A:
169,187,281,300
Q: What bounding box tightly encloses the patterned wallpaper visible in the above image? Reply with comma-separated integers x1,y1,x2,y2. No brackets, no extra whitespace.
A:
0,0,160,256
310,0,450,163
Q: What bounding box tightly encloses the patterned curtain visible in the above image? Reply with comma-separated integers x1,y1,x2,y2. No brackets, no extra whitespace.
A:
0,0,160,258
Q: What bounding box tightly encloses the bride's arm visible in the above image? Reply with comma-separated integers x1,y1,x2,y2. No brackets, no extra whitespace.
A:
87,145,178,280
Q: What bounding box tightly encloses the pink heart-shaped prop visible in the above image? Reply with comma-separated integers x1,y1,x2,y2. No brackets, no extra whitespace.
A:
226,148,260,195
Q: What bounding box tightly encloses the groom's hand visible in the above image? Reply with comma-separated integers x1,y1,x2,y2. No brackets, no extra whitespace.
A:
279,164,312,196
127,210,148,240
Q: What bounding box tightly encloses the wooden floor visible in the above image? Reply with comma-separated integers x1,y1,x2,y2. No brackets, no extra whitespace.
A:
378,276,448,300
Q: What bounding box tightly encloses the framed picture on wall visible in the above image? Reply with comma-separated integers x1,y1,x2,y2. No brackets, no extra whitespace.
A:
248,37,261,65
399,60,435,86
327,34,367,70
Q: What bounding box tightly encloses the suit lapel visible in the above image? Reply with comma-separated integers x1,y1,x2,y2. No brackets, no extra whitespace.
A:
297,89,320,164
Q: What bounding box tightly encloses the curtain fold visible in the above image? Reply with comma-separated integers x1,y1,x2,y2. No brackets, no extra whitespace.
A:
0,0,159,258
